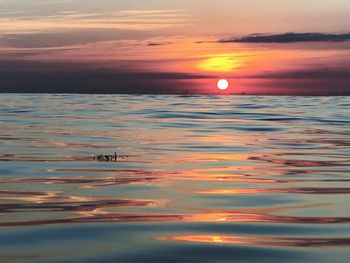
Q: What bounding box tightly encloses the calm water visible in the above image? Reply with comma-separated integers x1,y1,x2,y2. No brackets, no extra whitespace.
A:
0,94,350,263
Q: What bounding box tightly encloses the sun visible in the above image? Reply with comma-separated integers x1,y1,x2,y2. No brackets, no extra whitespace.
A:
217,79,229,90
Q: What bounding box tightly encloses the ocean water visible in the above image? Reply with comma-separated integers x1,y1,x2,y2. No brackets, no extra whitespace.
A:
0,94,349,263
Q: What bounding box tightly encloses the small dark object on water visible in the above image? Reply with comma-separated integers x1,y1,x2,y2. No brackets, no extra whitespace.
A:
93,152,128,162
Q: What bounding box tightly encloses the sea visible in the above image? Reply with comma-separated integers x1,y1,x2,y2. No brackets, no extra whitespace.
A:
0,94,349,263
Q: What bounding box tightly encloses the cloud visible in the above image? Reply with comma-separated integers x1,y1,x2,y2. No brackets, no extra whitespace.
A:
0,9,191,34
233,67,350,95
147,42,172,46
219,33,350,43
0,30,152,48
0,60,213,94
1,60,350,95
244,68,350,79
0,9,190,48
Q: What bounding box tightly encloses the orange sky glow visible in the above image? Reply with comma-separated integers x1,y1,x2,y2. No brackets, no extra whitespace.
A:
1,0,350,94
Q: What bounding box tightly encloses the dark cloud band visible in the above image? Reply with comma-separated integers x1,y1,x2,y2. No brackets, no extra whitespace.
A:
219,33,350,43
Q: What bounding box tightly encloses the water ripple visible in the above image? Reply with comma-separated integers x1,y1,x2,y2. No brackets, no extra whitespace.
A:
0,94,349,262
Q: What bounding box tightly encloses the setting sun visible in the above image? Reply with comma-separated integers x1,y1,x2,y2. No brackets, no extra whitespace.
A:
217,79,229,90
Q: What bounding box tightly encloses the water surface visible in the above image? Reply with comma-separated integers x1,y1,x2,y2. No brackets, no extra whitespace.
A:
0,94,349,262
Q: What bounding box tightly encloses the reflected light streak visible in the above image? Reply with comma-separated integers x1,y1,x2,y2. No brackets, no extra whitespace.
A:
163,234,350,247
196,187,350,195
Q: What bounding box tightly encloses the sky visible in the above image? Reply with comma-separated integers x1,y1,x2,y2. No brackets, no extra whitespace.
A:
1,0,350,95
